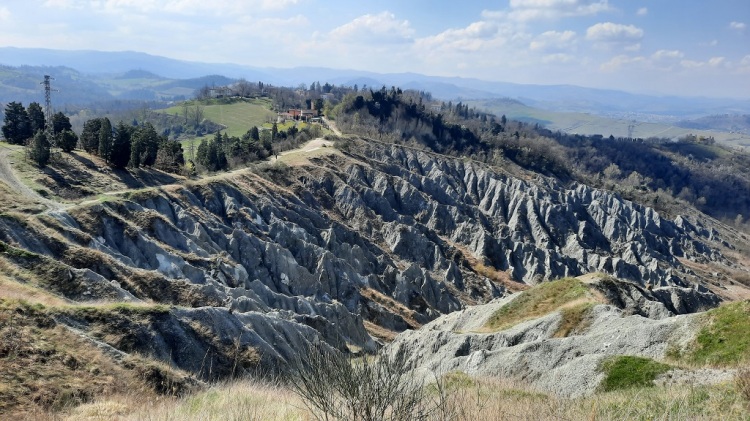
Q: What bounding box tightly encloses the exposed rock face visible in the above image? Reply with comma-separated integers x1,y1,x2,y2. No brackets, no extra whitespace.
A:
0,141,741,379
386,278,720,397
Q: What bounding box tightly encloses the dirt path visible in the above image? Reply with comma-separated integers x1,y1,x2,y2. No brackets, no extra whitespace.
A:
323,117,342,136
269,137,335,163
0,144,62,210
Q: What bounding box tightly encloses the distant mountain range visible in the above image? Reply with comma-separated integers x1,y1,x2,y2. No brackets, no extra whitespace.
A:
2,47,750,122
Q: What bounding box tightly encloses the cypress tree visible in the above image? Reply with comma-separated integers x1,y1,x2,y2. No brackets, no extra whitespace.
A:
98,118,113,162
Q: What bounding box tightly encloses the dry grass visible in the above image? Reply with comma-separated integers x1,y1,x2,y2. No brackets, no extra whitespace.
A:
0,299,161,417
65,379,308,421
484,277,601,332
48,373,750,421
363,320,398,342
0,272,70,307
736,367,750,408
361,287,422,329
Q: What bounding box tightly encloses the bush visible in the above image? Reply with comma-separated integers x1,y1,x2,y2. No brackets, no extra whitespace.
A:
288,344,431,421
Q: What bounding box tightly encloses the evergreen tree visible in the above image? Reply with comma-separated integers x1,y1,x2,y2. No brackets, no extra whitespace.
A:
196,139,209,168
154,140,185,174
81,118,102,154
110,121,132,168
51,112,72,136
28,131,51,167
271,123,278,140
250,126,260,141
98,118,113,162
58,129,78,153
130,123,160,168
2,102,32,145
27,102,46,134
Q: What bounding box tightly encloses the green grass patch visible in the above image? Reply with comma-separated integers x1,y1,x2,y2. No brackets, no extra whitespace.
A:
160,99,276,138
598,356,672,392
484,277,592,331
682,301,750,367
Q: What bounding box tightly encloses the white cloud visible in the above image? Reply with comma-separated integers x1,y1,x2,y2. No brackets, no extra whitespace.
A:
530,30,576,51
699,39,719,47
542,53,575,63
43,0,299,15
416,21,505,54
730,21,746,32
586,22,643,42
708,57,726,67
600,54,645,71
483,0,611,22
329,12,415,44
742,55,750,66
0,6,10,21
651,49,684,60
586,22,643,51
636,7,648,16
680,57,726,69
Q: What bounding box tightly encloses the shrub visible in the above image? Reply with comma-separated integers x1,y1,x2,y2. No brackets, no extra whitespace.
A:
288,344,431,421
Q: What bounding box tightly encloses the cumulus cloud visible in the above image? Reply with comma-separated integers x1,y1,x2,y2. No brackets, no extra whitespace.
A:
680,57,726,69
730,21,746,32
636,7,648,16
416,21,504,53
586,22,643,50
600,54,645,71
483,0,611,22
651,49,684,60
529,30,576,51
329,11,415,44
586,22,643,42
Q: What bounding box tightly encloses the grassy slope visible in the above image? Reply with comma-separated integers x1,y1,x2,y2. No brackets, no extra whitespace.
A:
483,277,599,335
160,99,276,138
672,300,750,367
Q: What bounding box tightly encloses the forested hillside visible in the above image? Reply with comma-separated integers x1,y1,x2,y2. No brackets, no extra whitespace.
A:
332,87,750,224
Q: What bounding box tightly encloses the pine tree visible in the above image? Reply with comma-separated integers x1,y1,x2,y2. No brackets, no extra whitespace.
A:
98,118,113,162
110,121,132,168
28,131,51,167
81,118,102,154
27,102,46,134
130,123,160,168
2,102,32,145
51,112,72,136
58,129,78,153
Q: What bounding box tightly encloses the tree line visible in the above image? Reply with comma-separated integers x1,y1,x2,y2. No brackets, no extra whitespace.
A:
2,101,184,172
332,87,750,225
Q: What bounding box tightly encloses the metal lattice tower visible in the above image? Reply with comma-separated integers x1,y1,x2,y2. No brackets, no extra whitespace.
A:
41,75,55,135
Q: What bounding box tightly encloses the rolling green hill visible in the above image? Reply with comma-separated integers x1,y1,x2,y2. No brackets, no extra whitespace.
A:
160,98,276,138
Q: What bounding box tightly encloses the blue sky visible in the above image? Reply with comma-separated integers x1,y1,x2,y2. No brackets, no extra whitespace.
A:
1,0,748,97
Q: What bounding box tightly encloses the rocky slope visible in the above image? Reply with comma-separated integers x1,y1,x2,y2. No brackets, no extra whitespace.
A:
386,275,731,397
1,139,748,387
